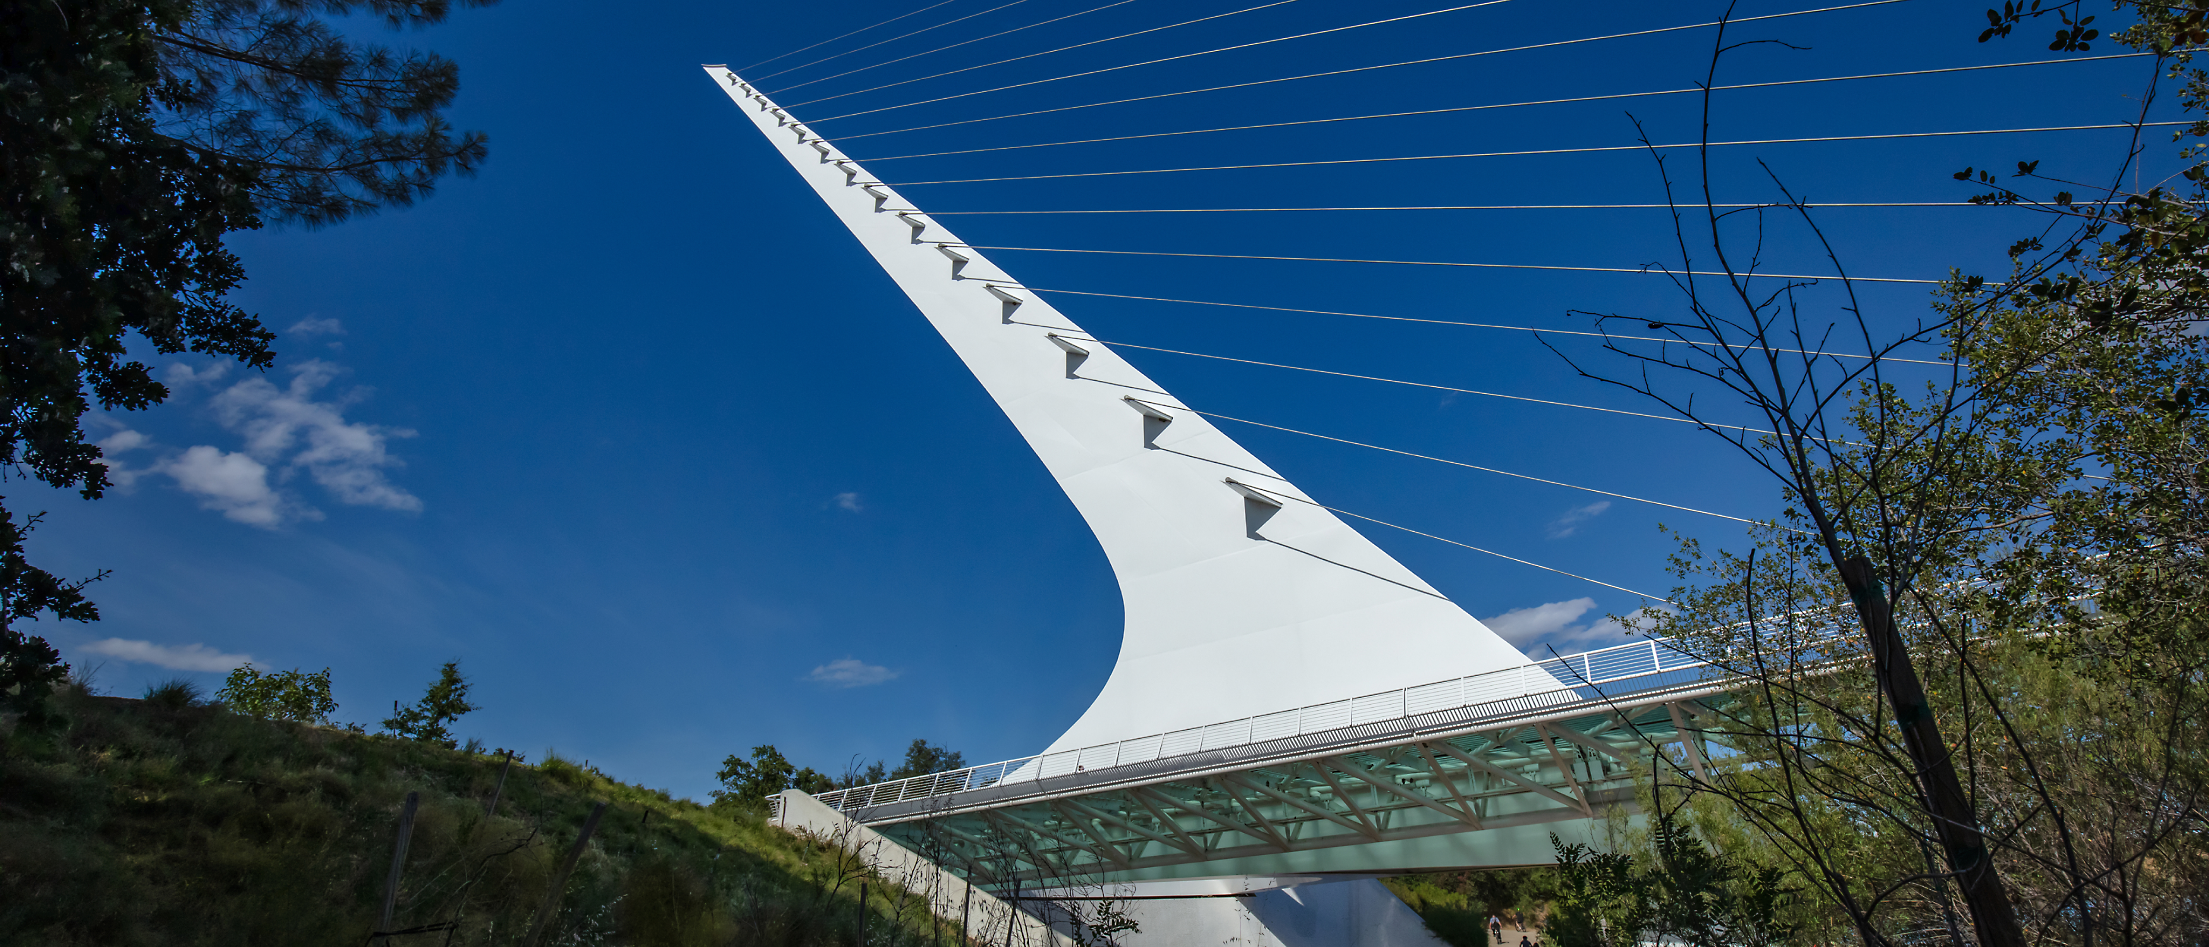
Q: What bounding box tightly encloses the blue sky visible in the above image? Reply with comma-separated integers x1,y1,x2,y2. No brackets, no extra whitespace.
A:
27,0,2171,799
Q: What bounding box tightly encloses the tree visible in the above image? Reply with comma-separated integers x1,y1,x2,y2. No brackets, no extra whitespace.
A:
1546,802,1800,947
0,506,100,738
0,0,493,731
381,660,476,748
713,744,836,808
216,664,337,724
1550,4,2209,944
888,738,965,781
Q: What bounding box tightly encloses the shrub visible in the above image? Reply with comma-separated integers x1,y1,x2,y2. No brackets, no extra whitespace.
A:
215,665,337,724
381,660,477,748
141,678,203,709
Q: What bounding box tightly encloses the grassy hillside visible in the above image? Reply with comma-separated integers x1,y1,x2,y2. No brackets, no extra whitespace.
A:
1,684,955,946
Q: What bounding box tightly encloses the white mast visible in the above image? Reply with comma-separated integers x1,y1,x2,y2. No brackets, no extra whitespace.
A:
708,68,1539,752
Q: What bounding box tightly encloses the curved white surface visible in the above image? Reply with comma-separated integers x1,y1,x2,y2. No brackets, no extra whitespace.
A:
710,69,1539,752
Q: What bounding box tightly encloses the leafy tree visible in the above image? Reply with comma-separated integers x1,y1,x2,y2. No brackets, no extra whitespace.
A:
1547,817,1799,947
216,664,336,724
713,744,835,807
0,507,100,738
887,738,965,780
154,0,496,227
1559,4,2209,943
0,0,493,733
381,660,476,748
836,759,888,789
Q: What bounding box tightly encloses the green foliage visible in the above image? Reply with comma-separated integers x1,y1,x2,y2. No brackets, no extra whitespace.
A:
889,738,966,780
0,688,955,946
140,678,203,710
153,0,497,227
0,0,494,734
1384,868,1559,947
713,744,835,808
380,661,476,749
1546,820,1799,947
0,506,103,737
215,665,336,724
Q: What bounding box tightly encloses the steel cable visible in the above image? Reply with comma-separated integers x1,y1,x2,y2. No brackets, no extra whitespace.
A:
755,0,1038,83
738,0,961,72
785,0,1304,108
809,0,1521,122
819,0,1907,134
1027,287,1958,365
1075,337,1789,434
1139,400,1771,526
937,202,1974,213
1213,477,1676,601
884,122,2186,185
967,245,1950,285
856,53,2150,159
770,0,1145,95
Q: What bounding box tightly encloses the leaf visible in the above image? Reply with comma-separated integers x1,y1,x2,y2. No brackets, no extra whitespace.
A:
1955,167,1976,180
2017,160,2040,175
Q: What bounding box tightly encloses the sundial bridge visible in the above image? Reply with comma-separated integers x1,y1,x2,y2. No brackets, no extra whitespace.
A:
707,67,1739,936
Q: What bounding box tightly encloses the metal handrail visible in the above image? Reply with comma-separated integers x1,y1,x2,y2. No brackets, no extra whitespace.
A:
805,634,1714,814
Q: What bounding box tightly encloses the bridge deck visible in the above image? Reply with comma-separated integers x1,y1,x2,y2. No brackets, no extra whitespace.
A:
777,637,1736,886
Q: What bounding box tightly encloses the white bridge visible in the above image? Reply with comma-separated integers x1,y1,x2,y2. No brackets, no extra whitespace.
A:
707,67,1729,892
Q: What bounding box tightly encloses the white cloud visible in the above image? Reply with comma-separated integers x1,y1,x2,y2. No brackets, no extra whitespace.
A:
160,445,291,526
1547,500,1612,538
1481,597,1655,657
97,428,152,488
288,316,346,337
806,657,898,688
833,491,863,512
81,638,252,672
164,361,232,388
205,360,421,516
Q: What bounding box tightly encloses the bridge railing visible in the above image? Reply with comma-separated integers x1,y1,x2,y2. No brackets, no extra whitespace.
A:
800,635,1715,816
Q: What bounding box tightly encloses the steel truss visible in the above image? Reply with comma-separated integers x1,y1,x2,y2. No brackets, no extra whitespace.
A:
848,694,1729,889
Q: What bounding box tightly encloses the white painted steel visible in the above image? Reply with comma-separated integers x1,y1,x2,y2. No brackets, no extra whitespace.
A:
789,629,1706,816
709,68,1548,754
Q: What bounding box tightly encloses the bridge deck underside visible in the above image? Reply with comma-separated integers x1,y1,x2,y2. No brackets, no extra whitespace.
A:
865,697,1724,887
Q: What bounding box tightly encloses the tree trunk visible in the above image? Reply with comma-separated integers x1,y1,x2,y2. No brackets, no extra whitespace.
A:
1839,556,2025,947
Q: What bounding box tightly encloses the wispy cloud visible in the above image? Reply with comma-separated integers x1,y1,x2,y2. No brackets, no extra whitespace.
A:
806,657,897,688
109,360,421,528
287,316,346,337
1547,500,1612,538
162,445,296,526
833,491,863,512
81,638,252,672
1481,597,1656,656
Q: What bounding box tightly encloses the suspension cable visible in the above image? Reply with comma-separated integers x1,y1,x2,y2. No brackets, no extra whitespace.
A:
771,0,1144,95
755,0,1037,83
856,53,2150,158
809,0,1519,121
1143,400,1770,526
885,123,2185,185
934,202,1975,213
969,246,1949,285
1026,287,1958,366
1216,477,1676,601
818,0,1906,132
788,0,1307,108
1078,337,1783,434
738,0,961,73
